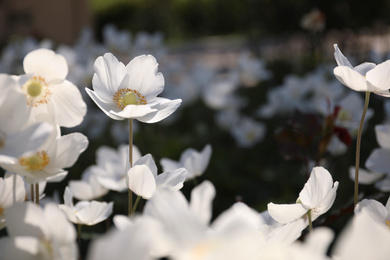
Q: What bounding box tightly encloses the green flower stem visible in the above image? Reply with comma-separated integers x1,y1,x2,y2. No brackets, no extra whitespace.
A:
131,196,141,216
30,184,34,202
307,210,313,233
354,91,370,208
35,183,39,205
128,118,133,217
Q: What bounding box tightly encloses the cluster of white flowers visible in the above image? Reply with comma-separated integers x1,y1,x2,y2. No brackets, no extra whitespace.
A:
1,24,390,260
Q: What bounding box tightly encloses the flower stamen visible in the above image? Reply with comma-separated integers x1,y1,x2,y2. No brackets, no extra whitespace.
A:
22,76,52,107
19,151,50,171
113,88,147,110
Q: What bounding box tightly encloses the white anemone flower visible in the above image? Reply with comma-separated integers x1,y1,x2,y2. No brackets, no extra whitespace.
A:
333,44,390,96
126,154,187,199
16,48,87,127
0,128,88,183
95,144,142,192
268,166,339,226
0,174,26,229
231,116,266,148
0,74,52,161
354,198,390,228
68,165,109,201
59,187,113,226
160,144,212,181
0,202,77,260
365,124,390,174
85,53,182,122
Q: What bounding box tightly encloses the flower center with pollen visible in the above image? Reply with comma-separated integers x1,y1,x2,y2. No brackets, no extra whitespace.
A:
113,88,147,110
22,76,52,107
19,151,50,171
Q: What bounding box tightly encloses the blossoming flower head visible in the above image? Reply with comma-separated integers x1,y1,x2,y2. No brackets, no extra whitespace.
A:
333,44,390,96
16,48,87,127
86,53,182,122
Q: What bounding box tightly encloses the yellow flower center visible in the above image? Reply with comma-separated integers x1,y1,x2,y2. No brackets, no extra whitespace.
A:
386,220,390,229
22,76,52,107
113,88,147,110
19,151,50,171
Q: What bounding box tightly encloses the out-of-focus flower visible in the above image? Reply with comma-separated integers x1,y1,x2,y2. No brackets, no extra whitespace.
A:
68,165,109,201
300,9,326,32
103,24,132,55
332,210,390,259
354,198,390,228
333,44,390,96
0,174,26,229
348,167,384,186
0,128,88,183
160,144,212,181
0,75,53,161
231,116,266,148
126,154,187,199
15,48,87,127
236,52,272,87
0,202,77,260
86,53,181,122
59,187,113,226
268,166,339,226
94,144,141,192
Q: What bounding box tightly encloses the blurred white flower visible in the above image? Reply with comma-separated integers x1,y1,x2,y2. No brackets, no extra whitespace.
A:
354,198,390,228
95,144,142,192
237,52,272,87
0,128,88,183
0,202,77,260
0,174,26,229
86,53,182,122
126,154,187,199
268,166,339,226
68,165,109,201
231,116,266,148
333,44,390,96
0,74,53,161
103,24,132,55
160,144,212,181
348,166,384,185
300,9,326,32
15,48,87,127
59,187,113,226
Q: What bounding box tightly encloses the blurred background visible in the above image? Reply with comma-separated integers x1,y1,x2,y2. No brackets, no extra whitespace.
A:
2,0,390,249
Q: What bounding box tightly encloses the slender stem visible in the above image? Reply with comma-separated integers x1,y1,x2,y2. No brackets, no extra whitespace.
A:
354,91,370,208
35,183,39,205
131,196,141,216
78,224,82,260
30,184,34,202
307,210,313,233
128,118,133,216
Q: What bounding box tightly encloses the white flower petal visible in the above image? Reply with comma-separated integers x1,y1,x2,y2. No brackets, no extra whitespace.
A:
85,88,123,120
23,48,68,81
375,124,390,149
109,104,158,120
366,60,390,91
138,98,182,123
189,180,216,225
333,44,353,68
348,167,384,185
156,167,188,190
333,66,371,92
125,54,164,98
50,80,86,127
365,148,390,173
267,203,308,224
76,201,113,225
127,165,156,199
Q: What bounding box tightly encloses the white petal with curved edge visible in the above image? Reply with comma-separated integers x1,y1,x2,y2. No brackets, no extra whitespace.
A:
138,98,182,123
375,177,390,192
134,154,158,177
375,124,390,149
189,180,215,225
353,62,376,76
312,182,339,220
348,167,384,185
50,80,86,127
333,66,371,92
125,54,164,98
92,53,128,102
109,104,158,120
365,148,390,174
333,44,353,68
267,203,308,224
160,158,181,172
76,201,113,225
366,60,390,91
85,88,123,120
156,167,187,190
23,48,68,81
127,165,156,199
299,167,334,208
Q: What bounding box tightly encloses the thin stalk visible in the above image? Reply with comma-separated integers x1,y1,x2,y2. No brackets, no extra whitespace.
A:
131,196,141,216
307,210,313,233
35,183,39,205
30,184,35,202
78,224,82,260
354,91,370,208
128,118,133,216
